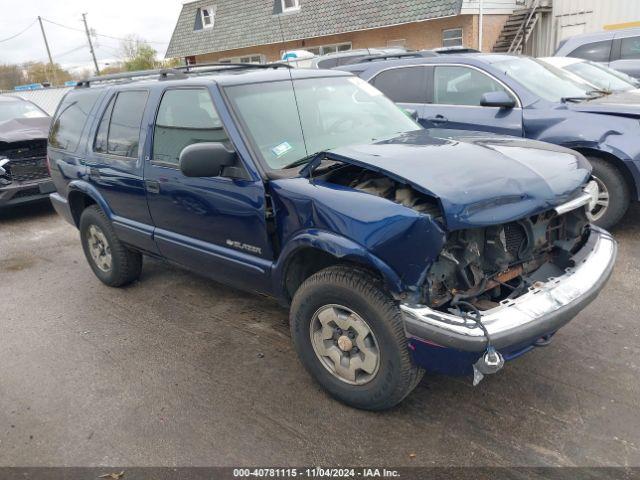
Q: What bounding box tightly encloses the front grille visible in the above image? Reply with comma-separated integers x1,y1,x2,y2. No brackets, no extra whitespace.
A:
5,158,49,182
504,222,526,257
0,140,47,160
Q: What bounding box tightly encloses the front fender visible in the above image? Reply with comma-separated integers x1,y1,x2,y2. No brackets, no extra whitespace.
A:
272,229,406,300
525,108,640,200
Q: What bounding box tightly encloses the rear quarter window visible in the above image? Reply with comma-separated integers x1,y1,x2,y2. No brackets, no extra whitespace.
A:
620,36,640,60
49,90,102,151
371,67,427,103
568,40,612,62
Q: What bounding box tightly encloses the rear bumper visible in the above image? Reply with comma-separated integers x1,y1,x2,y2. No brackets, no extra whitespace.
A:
0,179,55,208
401,227,617,352
49,192,75,226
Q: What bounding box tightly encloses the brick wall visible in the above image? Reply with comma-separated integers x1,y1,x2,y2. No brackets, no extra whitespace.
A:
192,14,508,64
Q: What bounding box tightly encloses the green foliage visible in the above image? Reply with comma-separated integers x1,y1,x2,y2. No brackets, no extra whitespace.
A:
120,35,159,71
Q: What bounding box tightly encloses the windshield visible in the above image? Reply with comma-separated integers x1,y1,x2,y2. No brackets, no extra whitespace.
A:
565,61,636,92
0,99,48,122
493,57,592,102
224,76,419,170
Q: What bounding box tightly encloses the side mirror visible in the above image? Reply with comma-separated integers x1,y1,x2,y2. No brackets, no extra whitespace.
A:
179,142,237,178
480,91,516,109
403,108,420,121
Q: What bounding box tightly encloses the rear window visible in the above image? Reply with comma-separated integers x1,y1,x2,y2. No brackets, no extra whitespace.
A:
372,67,427,103
49,90,102,151
568,40,612,63
620,36,640,60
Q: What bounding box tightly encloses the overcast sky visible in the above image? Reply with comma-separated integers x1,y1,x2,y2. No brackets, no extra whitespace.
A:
0,0,184,71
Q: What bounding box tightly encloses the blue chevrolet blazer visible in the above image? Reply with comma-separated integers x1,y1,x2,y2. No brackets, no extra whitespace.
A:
48,65,617,410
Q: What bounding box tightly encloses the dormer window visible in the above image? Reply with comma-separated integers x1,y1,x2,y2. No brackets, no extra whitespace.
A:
281,0,300,13
200,6,216,29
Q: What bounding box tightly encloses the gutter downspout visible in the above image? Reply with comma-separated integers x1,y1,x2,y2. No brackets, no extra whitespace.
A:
478,0,484,51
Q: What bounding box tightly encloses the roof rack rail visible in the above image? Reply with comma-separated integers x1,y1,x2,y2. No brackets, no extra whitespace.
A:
176,62,292,73
344,51,437,65
76,68,186,88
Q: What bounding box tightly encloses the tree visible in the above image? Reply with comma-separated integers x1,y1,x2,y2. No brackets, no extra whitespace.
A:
0,64,23,90
23,62,72,85
120,35,158,71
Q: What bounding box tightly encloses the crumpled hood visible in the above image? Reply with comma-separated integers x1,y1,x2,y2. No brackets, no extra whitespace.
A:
569,90,640,117
318,129,591,230
0,117,51,143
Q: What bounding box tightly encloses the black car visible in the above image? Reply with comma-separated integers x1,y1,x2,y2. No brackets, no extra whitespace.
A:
0,96,54,208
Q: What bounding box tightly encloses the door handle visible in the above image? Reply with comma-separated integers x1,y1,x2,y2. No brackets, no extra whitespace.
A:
426,115,448,125
145,180,160,194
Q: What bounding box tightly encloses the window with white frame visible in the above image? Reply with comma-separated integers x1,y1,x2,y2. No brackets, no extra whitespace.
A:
281,0,300,13
219,54,265,64
200,6,216,29
442,28,463,47
304,42,351,56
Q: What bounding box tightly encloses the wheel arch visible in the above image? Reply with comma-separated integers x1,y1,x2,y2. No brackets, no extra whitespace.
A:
273,231,406,305
67,181,113,226
570,146,638,201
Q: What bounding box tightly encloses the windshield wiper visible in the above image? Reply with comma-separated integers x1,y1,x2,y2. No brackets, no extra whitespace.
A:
561,96,590,103
282,153,321,170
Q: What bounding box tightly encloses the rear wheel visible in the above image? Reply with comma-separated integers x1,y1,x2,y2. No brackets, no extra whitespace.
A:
290,266,423,410
585,156,630,230
79,205,142,287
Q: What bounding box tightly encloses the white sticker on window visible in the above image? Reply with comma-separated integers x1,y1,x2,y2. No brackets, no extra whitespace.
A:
272,141,293,157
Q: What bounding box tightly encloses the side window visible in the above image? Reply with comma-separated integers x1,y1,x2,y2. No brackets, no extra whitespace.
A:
49,90,102,151
372,67,427,103
94,96,115,153
108,91,148,157
433,66,511,106
152,89,228,167
568,40,612,62
620,36,640,60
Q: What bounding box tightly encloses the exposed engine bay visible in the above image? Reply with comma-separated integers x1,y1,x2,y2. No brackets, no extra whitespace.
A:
425,208,589,310
320,163,591,312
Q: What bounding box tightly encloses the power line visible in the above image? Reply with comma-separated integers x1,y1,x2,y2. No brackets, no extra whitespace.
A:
0,19,37,43
40,17,169,45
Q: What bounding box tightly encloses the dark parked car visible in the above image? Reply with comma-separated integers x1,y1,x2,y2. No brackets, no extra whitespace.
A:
0,96,54,208
48,65,616,410
554,27,640,79
339,53,640,229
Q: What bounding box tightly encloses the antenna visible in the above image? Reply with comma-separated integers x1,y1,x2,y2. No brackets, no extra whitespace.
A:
276,14,310,161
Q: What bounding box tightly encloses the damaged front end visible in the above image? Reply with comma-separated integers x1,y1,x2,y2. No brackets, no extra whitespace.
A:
401,189,617,382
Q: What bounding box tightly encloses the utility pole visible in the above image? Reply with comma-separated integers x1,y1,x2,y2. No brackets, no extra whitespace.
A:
478,0,484,52
82,13,100,75
37,16,57,85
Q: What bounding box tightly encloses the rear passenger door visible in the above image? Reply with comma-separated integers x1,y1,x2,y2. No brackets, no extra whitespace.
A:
144,87,274,292
85,89,157,253
422,65,523,136
370,66,429,119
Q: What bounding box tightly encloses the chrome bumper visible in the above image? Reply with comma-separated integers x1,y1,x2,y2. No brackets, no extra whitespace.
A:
401,228,617,352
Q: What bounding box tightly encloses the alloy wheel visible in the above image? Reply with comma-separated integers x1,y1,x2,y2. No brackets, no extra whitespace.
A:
310,304,380,385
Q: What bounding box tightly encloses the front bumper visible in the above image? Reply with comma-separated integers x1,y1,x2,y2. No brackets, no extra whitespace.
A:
401,227,617,352
0,179,55,208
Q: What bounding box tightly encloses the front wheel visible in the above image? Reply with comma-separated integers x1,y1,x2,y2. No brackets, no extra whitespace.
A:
585,156,630,230
290,266,423,410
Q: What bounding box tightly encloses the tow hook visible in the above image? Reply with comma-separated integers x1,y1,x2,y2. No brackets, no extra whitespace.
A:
472,346,504,386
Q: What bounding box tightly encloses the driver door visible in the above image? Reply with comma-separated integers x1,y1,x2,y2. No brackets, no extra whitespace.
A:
144,87,273,292
422,65,524,136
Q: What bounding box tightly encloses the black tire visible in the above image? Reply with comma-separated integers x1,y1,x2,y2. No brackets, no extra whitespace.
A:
79,205,142,287
290,265,424,410
586,156,630,230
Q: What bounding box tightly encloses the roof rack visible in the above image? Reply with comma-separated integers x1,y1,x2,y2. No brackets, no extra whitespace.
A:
76,68,186,88
176,62,292,73
344,51,437,65
431,47,481,54
75,63,291,87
